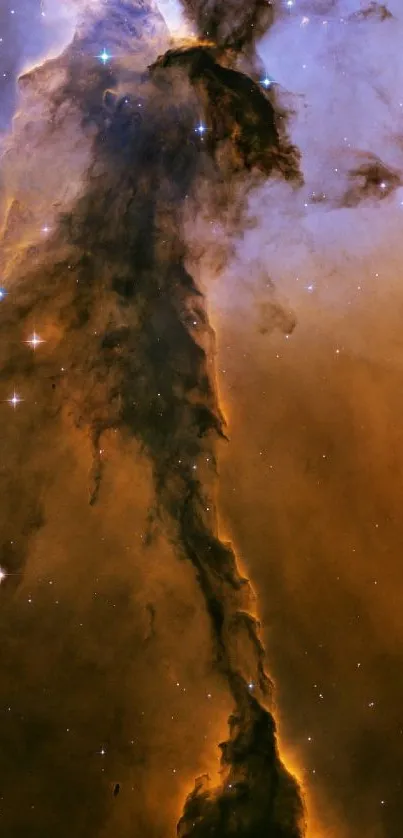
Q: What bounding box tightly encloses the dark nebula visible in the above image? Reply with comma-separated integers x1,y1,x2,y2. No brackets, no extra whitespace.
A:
2,2,403,838
179,0,274,50
0,1,303,836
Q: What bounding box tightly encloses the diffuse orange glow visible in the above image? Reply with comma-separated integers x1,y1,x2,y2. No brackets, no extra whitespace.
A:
0,1,402,837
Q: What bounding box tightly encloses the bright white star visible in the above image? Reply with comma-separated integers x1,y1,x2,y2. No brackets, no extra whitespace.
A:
8,391,22,409
25,332,44,350
98,49,110,64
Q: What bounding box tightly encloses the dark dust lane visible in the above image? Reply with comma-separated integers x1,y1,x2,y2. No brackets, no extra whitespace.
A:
0,0,305,836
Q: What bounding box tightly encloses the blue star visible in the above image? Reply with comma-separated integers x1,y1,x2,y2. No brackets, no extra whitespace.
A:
98,49,111,65
195,123,206,136
261,76,273,89
0,288,7,300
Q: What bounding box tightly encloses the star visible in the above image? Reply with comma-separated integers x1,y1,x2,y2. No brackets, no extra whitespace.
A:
195,123,206,135
25,332,44,350
0,567,7,584
98,49,111,65
0,288,7,300
7,391,23,409
261,76,273,88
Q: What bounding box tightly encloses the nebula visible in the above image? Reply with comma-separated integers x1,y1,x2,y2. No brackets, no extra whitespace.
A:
0,1,303,836
1,1,403,837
